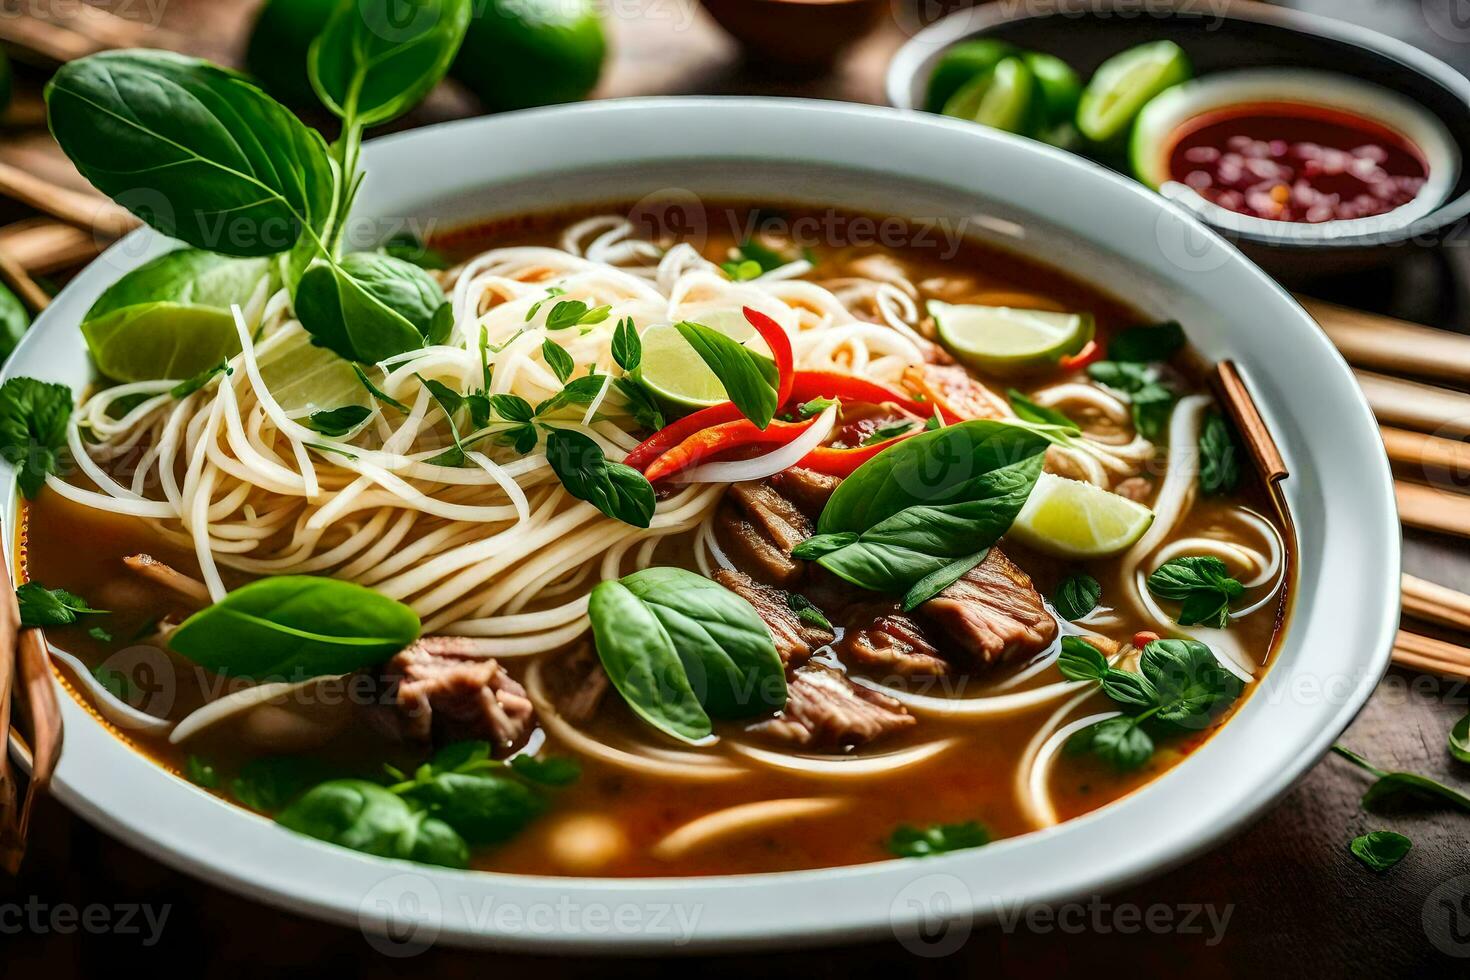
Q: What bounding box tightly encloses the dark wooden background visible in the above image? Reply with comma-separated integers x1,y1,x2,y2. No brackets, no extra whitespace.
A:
4,1,1470,975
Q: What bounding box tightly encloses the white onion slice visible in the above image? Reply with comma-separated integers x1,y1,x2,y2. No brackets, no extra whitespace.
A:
676,405,837,485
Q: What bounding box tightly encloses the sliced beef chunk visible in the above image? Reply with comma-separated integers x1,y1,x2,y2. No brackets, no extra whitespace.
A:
917,549,1057,668
716,477,821,588
728,480,813,552
719,511,803,587
714,568,833,667
555,645,609,724
841,613,951,677
385,637,535,755
749,663,914,748
769,467,840,516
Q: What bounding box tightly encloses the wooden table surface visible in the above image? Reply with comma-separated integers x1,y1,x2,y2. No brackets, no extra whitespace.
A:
4,1,1470,974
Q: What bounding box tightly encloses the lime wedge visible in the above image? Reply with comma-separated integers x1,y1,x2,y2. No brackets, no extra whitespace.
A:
1023,52,1081,128
82,304,242,383
929,300,1094,374
1008,472,1155,559
1076,40,1192,145
636,311,757,410
925,39,1018,113
941,57,1036,134
258,327,370,418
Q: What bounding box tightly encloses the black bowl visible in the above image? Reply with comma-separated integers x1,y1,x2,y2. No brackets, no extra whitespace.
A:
886,0,1470,282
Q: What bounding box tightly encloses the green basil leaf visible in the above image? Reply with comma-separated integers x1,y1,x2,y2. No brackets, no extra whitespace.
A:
309,0,472,128
901,548,990,611
277,779,468,868
488,393,535,423
0,283,30,365
1199,411,1241,495
732,238,795,273
89,626,114,643
1082,716,1154,771
798,396,837,418
1086,360,1154,393
1100,667,1159,708
721,259,762,282
46,51,333,257
428,740,492,774
545,428,655,528
1147,556,1243,599
0,377,73,499
401,771,543,846
296,253,450,363
1362,771,1470,814
785,593,832,632
1056,635,1109,681
1138,638,1242,729
382,231,450,270
171,360,232,399
541,339,575,383
509,755,581,786
535,374,606,417
1177,591,1231,629
305,404,372,437
790,532,858,560
1349,831,1411,872
814,454,1044,597
353,363,410,412
611,317,641,372
618,567,786,719
1053,572,1101,621
861,420,919,447
1008,389,1078,432
1130,382,1176,440
168,574,421,679
885,819,989,858
1108,321,1184,362
673,320,778,429
588,579,711,743
16,581,106,627
231,756,331,812
611,377,664,433
816,419,1051,536
543,299,610,330
185,755,219,788
1452,711,1470,765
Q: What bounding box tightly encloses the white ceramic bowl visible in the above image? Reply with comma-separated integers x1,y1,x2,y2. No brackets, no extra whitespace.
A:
2,98,1398,952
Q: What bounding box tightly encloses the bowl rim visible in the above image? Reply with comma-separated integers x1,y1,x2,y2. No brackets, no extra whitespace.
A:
884,0,1470,250
2,96,1399,953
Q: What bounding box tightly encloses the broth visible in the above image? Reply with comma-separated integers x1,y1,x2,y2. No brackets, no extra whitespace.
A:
21,202,1291,877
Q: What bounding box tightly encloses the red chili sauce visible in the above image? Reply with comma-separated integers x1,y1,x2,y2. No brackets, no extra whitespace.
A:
1166,102,1428,223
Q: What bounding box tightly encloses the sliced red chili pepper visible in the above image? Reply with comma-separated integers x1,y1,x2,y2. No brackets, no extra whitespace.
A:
624,402,742,472
742,307,794,405
644,417,816,483
784,370,936,419
1059,339,1102,371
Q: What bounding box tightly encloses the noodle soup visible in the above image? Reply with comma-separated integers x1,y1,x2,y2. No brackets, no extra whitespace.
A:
15,202,1290,878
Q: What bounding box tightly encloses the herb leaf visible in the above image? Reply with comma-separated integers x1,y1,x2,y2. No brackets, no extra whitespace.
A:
17,581,106,627
535,375,606,418
297,253,451,364
1452,712,1470,765
231,756,330,812
1008,389,1078,432
45,52,335,258
1349,831,1412,872
1108,321,1185,363
1056,635,1109,681
277,779,468,868
544,299,610,331
611,317,641,372
353,364,410,412
541,339,575,384
0,377,73,498
1199,411,1241,495
1053,572,1101,620
168,575,420,680
673,320,778,429
509,755,581,786
304,404,372,437
308,0,472,128
545,429,656,528
785,593,833,632
171,360,232,399
1146,556,1243,629
612,377,664,433
1072,717,1155,771
885,820,990,858
184,756,219,788
860,420,918,447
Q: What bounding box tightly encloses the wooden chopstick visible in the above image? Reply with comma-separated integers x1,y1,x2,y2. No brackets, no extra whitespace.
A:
0,162,137,239
1300,296,1470,384
0,5,226,67
1381,426,1470,475
1394,629,1470,682
0,547,18,873
1396,480,1470,537
14,629,60,849
1402,574,1470,632
1356,371,1470,437
0,249,50,313
0,219,102,275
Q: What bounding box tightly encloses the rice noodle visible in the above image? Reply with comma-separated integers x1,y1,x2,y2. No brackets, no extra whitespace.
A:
650,798,848,860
